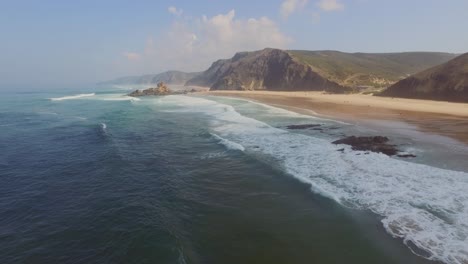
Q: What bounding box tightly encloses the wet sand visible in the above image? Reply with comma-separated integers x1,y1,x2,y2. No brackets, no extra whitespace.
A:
206,91,468,145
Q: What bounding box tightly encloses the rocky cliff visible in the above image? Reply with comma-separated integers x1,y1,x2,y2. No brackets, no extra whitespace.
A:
380,53,468,102
186,48,347,93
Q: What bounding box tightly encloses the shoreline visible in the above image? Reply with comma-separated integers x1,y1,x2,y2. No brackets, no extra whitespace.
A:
204,90,468,144
206,90,468,116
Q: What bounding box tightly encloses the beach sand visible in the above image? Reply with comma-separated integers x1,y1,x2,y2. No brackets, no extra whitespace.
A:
206,91,468,144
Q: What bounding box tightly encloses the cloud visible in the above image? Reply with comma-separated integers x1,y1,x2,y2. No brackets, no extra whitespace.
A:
317,0,344,11
122,52,141,61
280,0,308,19
121,10,292,73
168,6,183,16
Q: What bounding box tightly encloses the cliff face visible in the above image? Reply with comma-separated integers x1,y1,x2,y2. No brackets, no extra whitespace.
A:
186,49,346,93
380,53,468,102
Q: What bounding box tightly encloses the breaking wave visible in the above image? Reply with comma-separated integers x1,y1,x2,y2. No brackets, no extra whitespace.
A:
49,93,95,101
210,133,245,151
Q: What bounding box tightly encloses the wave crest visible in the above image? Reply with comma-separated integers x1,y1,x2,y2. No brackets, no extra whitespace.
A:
49,93,95,101
210,133,245,151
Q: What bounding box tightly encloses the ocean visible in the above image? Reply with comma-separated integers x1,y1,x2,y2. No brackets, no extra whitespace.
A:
1,89,467,264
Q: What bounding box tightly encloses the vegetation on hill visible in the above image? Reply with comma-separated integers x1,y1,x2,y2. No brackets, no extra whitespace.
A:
287,50,456,88
379,53,468,102
103,49,459,96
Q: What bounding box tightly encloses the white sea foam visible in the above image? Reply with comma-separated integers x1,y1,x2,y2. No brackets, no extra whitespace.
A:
210,133,245,151
100,123,107,134
97,95,141,101
160,95,468,264
199,151,227,160
210,95,351,125
50,93,141,102
49,93,95,101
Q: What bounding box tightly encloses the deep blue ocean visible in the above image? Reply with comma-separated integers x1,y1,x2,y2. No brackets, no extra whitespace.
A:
1,89,467,264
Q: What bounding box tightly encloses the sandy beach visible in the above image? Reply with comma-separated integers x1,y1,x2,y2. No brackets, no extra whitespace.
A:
206,91,468,144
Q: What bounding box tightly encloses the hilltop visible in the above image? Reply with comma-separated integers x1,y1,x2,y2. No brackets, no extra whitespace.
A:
185,49,456,92
380,53,468,102
186,49,346,93
101,49,457,93
287,50,456,88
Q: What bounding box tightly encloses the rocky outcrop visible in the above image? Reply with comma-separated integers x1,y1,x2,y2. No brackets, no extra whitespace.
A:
380,53,468,102
332,136,399,156
128,82,172,97
186,48,347,93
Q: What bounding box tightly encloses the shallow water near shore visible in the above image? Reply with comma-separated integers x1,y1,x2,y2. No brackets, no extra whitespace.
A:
1,90,467,263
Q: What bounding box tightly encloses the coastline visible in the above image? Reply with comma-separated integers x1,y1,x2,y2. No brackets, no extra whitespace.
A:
204,90,468,144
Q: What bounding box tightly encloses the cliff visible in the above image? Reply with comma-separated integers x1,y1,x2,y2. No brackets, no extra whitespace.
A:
380,53,468,102
186,48,347,93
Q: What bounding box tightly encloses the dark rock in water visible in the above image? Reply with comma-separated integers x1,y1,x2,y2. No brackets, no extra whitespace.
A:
128,82,172,97
397,154,417,158
128,82,202,97
286,124,321,130
332,136,399,156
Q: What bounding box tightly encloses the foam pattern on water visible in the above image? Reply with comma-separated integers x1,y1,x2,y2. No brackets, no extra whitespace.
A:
210,95,351,125
160,95,468,264
210,133,245,151
49,93,95,101
49,93,140,102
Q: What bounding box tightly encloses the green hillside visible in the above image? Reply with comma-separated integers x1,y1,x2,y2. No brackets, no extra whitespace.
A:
288,50,456,88
380,52,468,102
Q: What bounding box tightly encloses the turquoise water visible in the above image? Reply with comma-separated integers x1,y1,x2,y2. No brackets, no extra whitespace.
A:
1,90,467,264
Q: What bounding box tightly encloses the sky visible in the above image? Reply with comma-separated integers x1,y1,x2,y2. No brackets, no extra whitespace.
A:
1,0,468,89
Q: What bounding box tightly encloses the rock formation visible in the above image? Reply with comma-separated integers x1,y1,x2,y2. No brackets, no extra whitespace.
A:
332,136,399,156
128,82,172,97
380,52,468,102
186,48,347,93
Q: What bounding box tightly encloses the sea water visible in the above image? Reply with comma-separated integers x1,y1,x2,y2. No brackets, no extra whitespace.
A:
1,89,467,264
